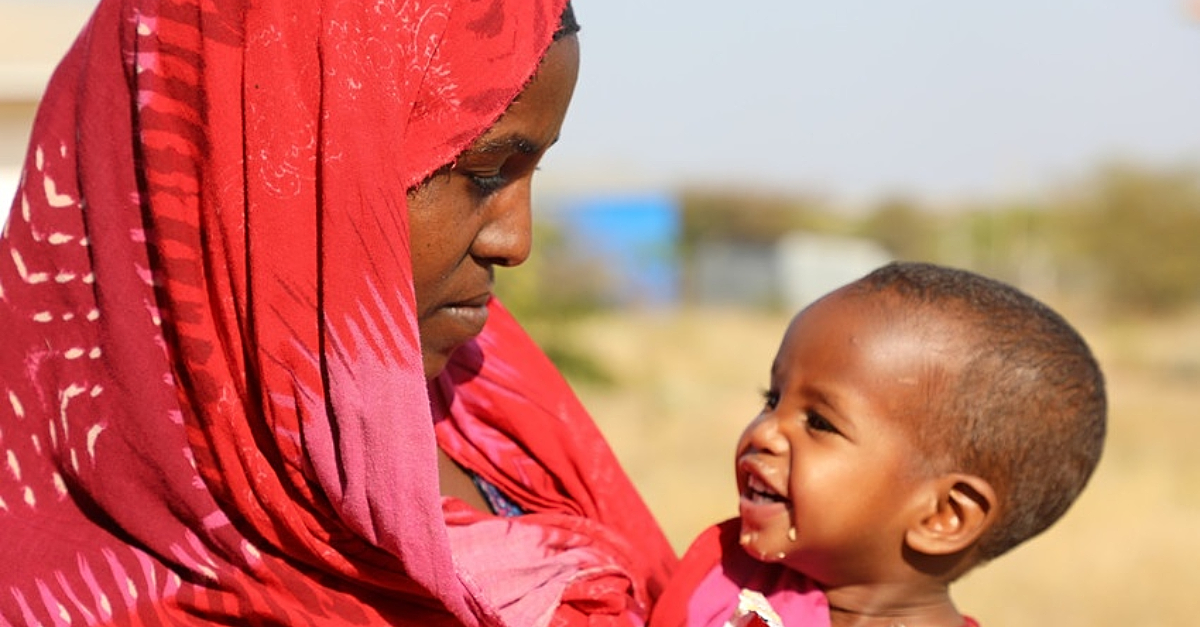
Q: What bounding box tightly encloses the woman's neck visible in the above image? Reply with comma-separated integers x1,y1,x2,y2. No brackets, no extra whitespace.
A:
436,446,493,512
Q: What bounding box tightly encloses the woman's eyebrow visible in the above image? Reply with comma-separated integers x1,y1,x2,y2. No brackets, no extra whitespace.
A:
466,134,559,156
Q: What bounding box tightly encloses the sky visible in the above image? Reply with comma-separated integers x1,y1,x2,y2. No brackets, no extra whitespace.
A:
2,0,1199,214
545,0,1200,203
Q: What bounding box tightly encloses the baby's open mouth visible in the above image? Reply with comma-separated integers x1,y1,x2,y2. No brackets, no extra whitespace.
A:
745,474,788,504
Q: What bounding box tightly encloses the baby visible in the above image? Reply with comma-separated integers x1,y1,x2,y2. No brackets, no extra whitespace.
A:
650,261,1107,627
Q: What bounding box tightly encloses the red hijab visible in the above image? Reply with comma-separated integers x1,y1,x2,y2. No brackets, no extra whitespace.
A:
0,0,675,624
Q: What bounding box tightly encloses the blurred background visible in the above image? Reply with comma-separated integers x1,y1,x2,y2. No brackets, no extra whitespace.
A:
3,1,1199,625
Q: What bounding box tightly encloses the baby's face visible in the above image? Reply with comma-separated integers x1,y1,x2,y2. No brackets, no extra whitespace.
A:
734,287,962,586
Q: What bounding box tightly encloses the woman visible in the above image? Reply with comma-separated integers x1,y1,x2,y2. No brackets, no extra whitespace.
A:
0,0,676,625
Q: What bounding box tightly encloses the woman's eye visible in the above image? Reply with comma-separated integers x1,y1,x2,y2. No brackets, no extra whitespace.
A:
466,171,508,194
760,389,779,410
804,410,839,434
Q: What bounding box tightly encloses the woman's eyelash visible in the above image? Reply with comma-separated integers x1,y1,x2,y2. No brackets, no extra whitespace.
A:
467,172,507,194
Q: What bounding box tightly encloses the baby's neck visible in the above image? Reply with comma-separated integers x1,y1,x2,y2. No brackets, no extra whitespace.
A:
823,581,964,627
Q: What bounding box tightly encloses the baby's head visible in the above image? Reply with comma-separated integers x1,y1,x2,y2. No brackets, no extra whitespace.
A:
735,261,1106,587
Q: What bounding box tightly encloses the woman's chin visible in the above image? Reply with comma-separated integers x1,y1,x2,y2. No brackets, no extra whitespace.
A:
421,306,490,373
423,355,449,380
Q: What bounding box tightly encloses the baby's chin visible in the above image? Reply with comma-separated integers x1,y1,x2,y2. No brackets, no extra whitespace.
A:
737,519,795,564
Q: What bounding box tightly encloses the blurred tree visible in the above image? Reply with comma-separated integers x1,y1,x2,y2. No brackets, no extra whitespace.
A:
501,160,1200,376
856,195,942,262
678,188,838,246
496,222,614,385
959,202,1056,291
1056,163,1200,314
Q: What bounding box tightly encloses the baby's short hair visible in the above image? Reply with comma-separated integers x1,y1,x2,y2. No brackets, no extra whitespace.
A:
848,262,1106,561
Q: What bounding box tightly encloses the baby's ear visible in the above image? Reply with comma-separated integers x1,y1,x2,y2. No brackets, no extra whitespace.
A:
905,473,996,556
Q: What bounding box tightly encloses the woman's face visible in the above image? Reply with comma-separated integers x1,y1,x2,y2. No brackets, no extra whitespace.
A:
407,35,580,379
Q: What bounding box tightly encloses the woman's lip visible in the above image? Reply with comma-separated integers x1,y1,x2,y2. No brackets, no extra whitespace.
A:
435,293,491,337
442,302,489,334
450,292,493,309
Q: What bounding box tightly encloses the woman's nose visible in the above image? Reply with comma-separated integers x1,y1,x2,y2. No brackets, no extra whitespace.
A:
471,181,533,267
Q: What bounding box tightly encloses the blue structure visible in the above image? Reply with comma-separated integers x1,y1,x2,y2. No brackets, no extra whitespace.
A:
553,192,680,307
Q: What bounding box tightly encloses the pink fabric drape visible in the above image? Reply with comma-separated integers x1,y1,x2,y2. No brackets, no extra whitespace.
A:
0,0,676,624
435,300,676,626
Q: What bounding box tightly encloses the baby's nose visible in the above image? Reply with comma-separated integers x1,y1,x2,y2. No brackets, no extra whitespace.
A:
742,413,790,457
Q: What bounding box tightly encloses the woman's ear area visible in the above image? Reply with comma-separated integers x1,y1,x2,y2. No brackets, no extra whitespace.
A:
904,473,997,557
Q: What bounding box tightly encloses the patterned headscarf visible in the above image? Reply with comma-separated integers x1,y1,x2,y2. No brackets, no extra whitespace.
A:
0,0,675,624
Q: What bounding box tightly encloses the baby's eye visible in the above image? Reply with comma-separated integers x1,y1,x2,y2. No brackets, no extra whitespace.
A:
760,388,779,410
804,410,839,434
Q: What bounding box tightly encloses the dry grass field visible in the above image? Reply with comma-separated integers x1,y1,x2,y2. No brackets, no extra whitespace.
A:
555,304,1200,626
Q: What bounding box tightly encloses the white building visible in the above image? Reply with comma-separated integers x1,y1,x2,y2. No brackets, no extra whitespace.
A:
692,231,892,312
775,232,893,311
